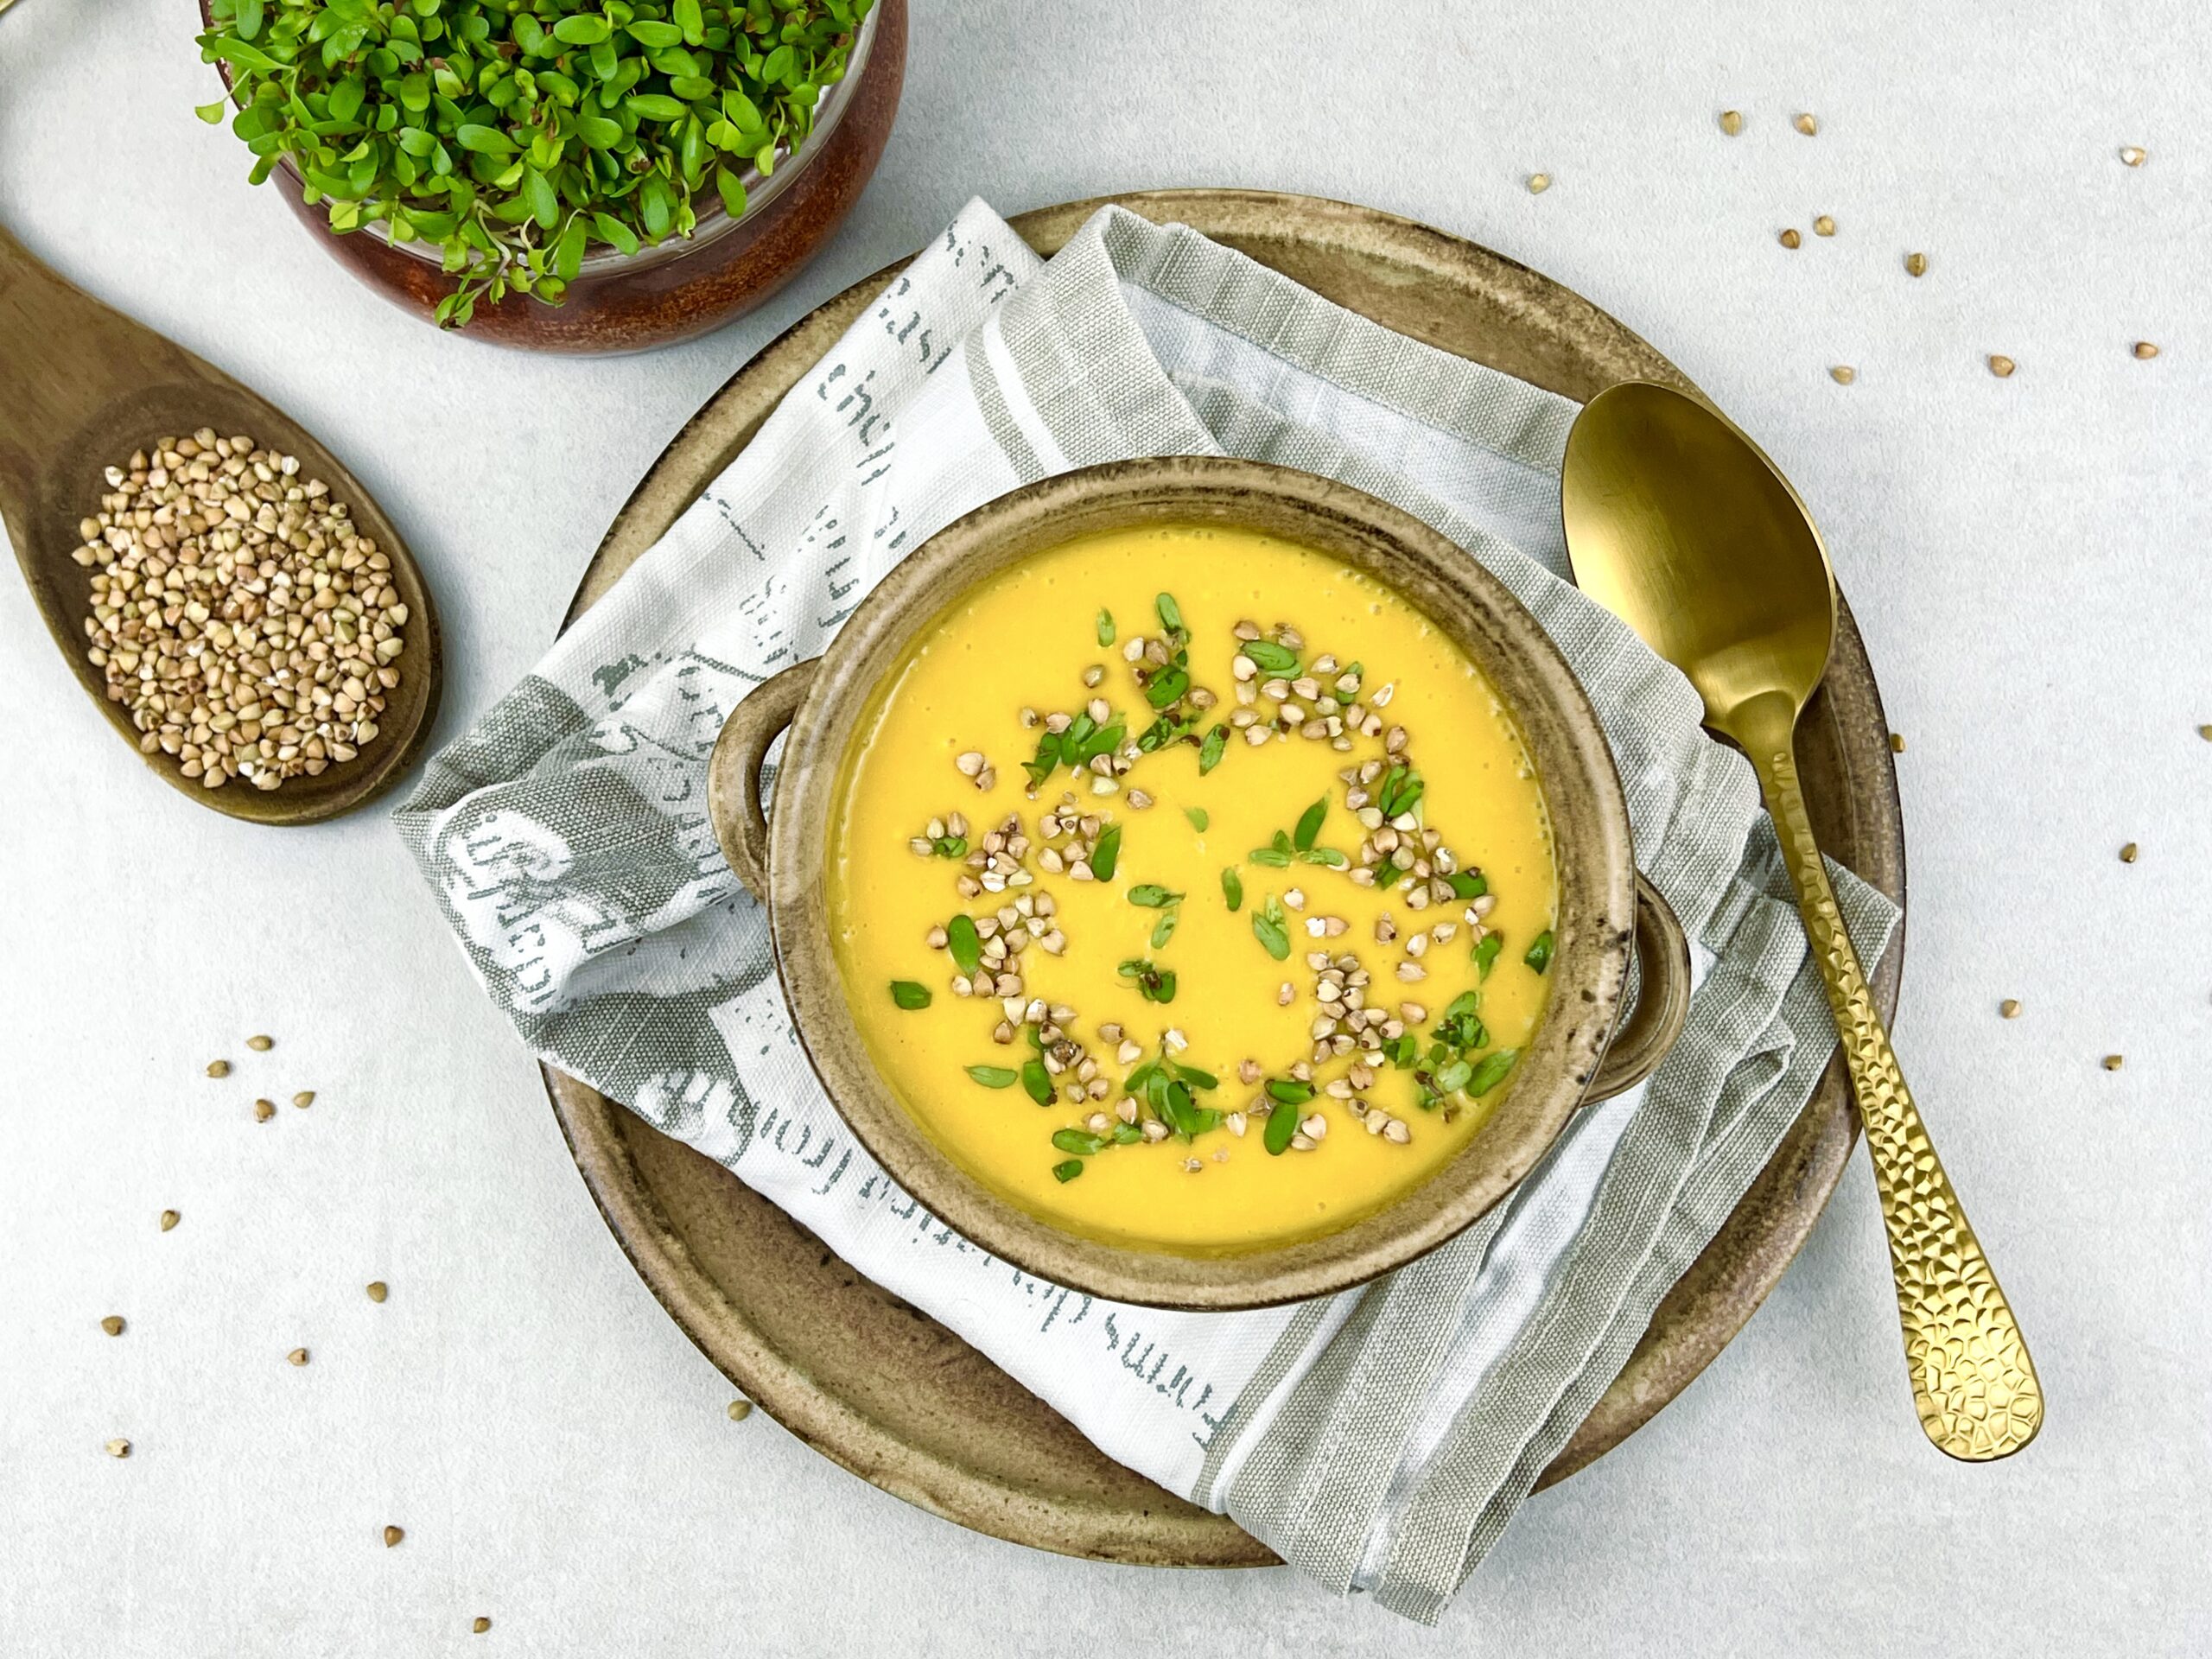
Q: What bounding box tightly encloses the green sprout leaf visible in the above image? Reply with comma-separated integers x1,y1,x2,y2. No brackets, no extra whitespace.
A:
1472,933,1503,979
1252,895,1291,961
1051,1158,1084,1184
1221,868,1243,911
1096,608,1115,647
1466,1049,1520,1096
946,914,982,977
889,981,931,1010
1090,823,1122,880
1263,1098,1301,1155
1523,930,1556,974
1020,1058,1053,1106
965,1065,1019,1089
1198,725,1227,774
1293,798,1327,852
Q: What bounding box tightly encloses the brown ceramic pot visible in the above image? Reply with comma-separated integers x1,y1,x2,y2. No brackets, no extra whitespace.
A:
202,0,906,353
707,458,1692,1310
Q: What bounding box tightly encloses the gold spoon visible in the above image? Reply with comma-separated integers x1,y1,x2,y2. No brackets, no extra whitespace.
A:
0,221,441,825
1561,379,2041,1461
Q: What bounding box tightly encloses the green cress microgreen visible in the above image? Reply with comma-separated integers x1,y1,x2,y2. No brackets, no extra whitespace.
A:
1293,797,1326,853
1472,932,1503,978
888,980,930,1009
1019,1058,1053,1105
965,1065,1017,1089
195,0,876,327
1465,1049,1519,1096
1116,957,1176,1004
1220,868,1243,911
1184,807,1208,832
1250,894,1290,961
1096,608,1115,647
944,913,982,977
1523,930,1555,974
1051,1159,1084,1183
1240,639,1299,675
1090,823,1123,880
1198,725,1227,774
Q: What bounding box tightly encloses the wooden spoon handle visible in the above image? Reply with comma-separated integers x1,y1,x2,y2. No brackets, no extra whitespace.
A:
0,223,200,524
1741,700,2043,1459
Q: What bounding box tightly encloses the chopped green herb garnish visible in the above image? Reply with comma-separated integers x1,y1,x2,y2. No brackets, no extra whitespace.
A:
1127,884,1181,907
1096,608,1115,647
1052,1128,1105,1156
1155,592,1185,636
1172,1060,1219,1090
1241,639,1299,674
1384,1033,1421,1067
1299,847,1347,868
946,914,982,976
1091,823,1123,880
1523,931,1555,974
1472,933,1503,978
1447,870,1490,900
1144,666,1189,709
1434,991,1486,1052
1051,1159,1084,1184
1293,797,1327,852
1263,1077,1315,1105
1262,1097,1301,1155
965,1065,1019,1089
1376,763,1426,819
1185,807,1209,832
1248,847,1292,868
1111,1123,1144,1145
1158,1079,1220,1139
1020,1058,1053,1105
1151,910,1179,949
1433,1059,1473,1094
1221,868,1244,911
1251,894,1291,961
1135,712,1191,753
1198,725,1227,774
931,835,969,858
889,980,931,1010
1465,1049,1520,1096
1116,958,1176,1004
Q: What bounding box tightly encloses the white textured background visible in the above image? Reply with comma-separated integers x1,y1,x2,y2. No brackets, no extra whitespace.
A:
3,2,2207,1653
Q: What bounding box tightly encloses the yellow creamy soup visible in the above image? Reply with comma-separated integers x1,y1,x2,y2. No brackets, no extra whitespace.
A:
829,525,1557,1252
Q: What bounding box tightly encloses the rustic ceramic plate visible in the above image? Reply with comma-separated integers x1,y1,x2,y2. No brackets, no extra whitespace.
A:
543,189,1906,1564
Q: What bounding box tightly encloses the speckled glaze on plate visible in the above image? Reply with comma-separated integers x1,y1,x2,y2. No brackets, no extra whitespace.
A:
543,190,1907,1564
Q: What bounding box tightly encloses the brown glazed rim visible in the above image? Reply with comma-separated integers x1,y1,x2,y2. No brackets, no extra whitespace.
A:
739,457,1651,1311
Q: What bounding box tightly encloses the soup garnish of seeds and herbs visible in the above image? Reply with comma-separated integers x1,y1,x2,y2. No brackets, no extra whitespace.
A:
829,525,1558,1250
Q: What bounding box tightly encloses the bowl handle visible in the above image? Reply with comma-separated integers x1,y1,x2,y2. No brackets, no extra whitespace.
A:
1583,874,1692,1103
707,659,820,896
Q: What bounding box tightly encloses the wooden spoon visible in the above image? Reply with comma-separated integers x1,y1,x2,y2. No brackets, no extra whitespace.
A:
0,222,441,825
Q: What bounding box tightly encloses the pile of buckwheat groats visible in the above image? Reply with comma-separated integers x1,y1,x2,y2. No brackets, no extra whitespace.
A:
73,429,405,791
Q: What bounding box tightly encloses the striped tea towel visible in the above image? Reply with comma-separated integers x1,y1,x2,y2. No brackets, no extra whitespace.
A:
395,199,1896,1623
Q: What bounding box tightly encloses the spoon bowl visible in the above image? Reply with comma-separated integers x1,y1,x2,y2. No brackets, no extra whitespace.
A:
0,223,441,824
1563,380,1835,734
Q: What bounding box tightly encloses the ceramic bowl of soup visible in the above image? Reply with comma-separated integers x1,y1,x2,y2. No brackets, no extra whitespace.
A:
707,458,1688,1310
